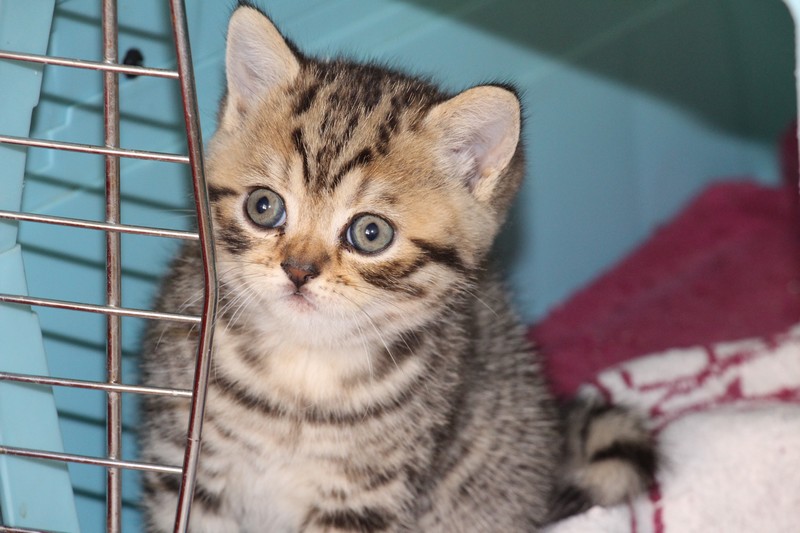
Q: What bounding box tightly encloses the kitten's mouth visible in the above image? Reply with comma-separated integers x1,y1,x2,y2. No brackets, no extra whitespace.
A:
286,291,316,312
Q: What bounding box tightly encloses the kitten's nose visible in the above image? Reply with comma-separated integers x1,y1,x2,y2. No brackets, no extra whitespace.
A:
281,261,318,289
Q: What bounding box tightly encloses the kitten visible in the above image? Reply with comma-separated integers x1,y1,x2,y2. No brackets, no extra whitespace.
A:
140,3,656,532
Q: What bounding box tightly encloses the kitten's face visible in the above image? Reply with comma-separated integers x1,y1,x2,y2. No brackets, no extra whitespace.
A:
205,7,523,349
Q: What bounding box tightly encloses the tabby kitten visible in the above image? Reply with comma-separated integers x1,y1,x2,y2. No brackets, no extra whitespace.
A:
140,4,655,532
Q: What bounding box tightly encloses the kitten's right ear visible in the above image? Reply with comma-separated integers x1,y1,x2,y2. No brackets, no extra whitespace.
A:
220,5,301,130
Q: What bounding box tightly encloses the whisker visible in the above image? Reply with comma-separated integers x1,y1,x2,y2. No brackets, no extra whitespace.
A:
338,292,399,374
226,286,260,333
349,307,373,382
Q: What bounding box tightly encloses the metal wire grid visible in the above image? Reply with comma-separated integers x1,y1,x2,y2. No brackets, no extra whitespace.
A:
0,0,218,531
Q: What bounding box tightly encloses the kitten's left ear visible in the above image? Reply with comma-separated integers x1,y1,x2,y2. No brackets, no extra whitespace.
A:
424,86,522,208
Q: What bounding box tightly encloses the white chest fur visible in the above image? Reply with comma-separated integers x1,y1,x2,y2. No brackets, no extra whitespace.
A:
224,450,318,532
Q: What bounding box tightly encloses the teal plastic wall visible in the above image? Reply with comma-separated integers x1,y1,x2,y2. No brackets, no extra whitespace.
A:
0,0,795,531
0,0,81,530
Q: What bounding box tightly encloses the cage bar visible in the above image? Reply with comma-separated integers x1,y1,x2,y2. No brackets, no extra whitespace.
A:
0,445,182,476
0,293,200,324
0,210,199,241
0,134,190,164
100,0,123,528
167,0,219,528
0,49,179,79
0,371,193,398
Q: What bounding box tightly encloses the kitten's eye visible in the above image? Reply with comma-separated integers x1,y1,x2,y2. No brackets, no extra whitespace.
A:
346,214,394,254
245,188,286,228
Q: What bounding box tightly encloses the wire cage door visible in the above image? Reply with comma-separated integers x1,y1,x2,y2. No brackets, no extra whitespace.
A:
0,0,217,531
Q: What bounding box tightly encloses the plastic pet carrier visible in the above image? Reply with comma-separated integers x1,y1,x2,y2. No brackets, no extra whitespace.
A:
0,0,797,531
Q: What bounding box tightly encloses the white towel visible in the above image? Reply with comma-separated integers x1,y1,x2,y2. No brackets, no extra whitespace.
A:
547,325,800,533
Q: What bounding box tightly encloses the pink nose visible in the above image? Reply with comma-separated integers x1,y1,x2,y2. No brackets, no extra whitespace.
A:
281,261,318,289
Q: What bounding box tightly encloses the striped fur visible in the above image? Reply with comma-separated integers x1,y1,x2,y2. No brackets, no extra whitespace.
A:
140,4,656,532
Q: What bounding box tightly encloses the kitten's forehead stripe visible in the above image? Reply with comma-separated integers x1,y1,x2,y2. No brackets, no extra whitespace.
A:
376,123,392,156
282,60,443,194
329,147,373,192
292,127,311,185
293,82,320,116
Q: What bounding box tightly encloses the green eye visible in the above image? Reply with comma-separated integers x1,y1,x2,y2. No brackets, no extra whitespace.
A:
346,214,394,254
245,188,286,228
